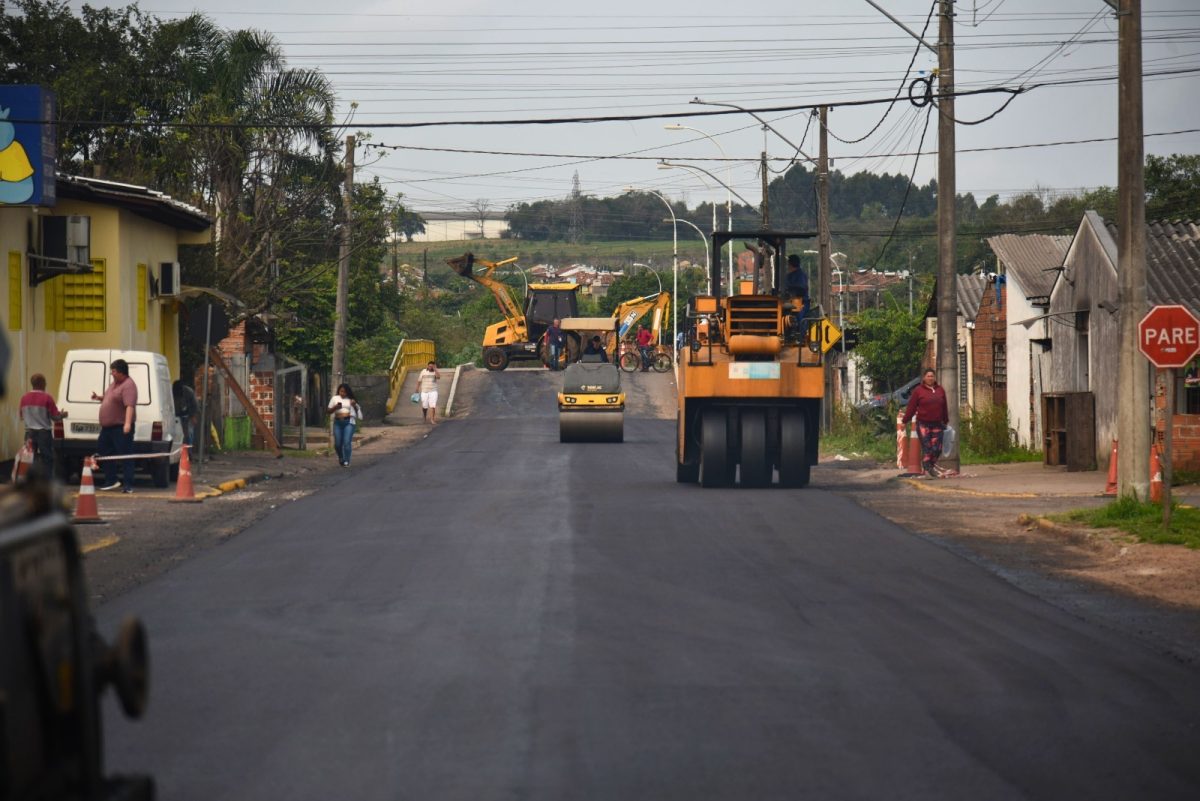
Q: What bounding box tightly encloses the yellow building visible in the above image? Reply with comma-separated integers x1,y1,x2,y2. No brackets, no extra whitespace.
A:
0,175,211,460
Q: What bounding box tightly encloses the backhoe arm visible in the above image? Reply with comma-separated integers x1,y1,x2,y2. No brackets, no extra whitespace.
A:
447,253,527,335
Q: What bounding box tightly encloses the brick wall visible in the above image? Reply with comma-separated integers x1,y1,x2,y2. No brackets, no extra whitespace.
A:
1153,372,1200,471
972,279,1007,408
249,372,274,425
219,321,248,360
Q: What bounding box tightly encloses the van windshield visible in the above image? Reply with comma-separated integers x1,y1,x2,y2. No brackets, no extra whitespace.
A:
65,360,153,405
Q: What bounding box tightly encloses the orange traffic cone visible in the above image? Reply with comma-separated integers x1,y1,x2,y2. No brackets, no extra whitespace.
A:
897,414,923,475
1149,445,1163,504
72,456,106,524
1104,439,1118,495
170,445,201,503
11,439,34,484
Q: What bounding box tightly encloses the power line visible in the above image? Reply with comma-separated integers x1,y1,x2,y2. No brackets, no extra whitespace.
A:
362,127,1200,165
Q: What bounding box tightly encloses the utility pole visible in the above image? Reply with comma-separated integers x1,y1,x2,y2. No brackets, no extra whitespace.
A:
935,0,960,470
332,134,354,385
760,149,770,229
1115,0,1149,497
817,106,834,430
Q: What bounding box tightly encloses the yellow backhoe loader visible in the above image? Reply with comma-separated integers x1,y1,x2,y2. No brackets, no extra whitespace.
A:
447,253,581,370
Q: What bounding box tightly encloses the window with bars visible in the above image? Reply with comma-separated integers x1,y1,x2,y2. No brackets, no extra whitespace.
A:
993,342,1007,386
46,258,106,332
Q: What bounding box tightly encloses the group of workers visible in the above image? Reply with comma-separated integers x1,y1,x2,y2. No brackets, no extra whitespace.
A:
543,318,659,371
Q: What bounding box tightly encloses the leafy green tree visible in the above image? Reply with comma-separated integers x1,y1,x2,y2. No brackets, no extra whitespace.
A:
1145,154,1200,220
852,306,926,394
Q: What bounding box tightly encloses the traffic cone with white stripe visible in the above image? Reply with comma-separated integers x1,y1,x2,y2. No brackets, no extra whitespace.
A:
170,445,201,503
11,439,34,484
72,456,106,524
1104,439,1118,496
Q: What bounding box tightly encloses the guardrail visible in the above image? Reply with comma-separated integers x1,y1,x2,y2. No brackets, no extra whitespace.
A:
386,339,437,413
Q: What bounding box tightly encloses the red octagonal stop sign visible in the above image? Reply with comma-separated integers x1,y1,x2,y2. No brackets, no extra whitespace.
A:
1139,304,1200,368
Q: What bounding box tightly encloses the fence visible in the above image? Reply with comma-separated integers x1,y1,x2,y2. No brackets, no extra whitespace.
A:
386,339,437,413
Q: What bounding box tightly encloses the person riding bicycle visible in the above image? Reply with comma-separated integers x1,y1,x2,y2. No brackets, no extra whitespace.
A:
635,325,654,372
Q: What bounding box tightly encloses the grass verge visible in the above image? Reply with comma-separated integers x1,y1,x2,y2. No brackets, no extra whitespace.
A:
1054,496,1200,549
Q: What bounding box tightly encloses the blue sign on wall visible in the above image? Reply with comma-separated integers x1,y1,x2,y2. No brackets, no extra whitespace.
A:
0,85,56,207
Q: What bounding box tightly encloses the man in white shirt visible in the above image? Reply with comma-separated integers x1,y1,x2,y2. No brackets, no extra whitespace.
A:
417,361,440,424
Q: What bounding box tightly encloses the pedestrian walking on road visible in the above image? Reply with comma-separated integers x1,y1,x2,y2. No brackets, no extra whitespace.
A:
327,383,362,466
544,319,566,370
18,372,66,476
92,359,137,493
902,368,949,478
417,361,441,424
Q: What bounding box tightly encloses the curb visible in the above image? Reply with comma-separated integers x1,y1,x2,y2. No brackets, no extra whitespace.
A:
195,469,280,499
899,477,1039,499
444,362,470,418
1015,513,1113,551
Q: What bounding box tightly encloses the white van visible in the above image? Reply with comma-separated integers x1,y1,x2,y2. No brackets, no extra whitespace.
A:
52,349,184,487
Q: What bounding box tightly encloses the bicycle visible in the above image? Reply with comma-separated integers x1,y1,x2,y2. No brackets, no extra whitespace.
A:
619,341,672,373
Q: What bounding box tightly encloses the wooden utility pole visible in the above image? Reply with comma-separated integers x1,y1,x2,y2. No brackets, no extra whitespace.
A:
935,0,960,470
333,134,354,385
1115,0,1149,498
817,106,833,430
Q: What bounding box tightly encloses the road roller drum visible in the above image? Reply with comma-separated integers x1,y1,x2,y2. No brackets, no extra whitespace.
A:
558,360,625,443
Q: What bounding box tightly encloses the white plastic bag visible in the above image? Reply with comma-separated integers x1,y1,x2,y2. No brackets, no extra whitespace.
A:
941,425,957,459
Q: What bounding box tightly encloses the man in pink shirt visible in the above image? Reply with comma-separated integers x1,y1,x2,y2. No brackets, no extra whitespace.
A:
91,359,138,492
18,372,66,474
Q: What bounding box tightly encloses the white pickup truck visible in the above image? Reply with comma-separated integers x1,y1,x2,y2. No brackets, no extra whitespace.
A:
52,349,184,487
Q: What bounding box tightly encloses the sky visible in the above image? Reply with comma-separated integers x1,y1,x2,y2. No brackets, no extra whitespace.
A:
70,0,1200,217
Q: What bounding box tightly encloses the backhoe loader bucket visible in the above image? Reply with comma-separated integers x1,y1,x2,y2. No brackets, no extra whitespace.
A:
558,361,624,443
446,253,474,278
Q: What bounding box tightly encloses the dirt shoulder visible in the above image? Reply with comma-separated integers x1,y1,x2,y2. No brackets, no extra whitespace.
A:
823,459,1200,664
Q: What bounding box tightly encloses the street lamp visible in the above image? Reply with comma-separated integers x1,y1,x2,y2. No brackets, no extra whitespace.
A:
664,123,734,290
664,217,710,293
630,262,663,294
625,187,678,355
658,161,755,296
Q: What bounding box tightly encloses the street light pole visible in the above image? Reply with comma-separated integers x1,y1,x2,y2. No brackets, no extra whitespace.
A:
668,217,710,292
626,187,678,357
659,160,754,296
664,123,734,294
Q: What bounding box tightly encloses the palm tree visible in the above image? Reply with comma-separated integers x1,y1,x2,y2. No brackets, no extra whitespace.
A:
174,18,338,302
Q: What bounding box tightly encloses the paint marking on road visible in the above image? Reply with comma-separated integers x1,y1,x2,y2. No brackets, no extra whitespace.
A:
81,534,120,554
222,490,265,501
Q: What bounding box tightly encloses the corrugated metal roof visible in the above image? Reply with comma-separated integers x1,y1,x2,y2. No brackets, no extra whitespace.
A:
956,273,989,322
1098,219,1200,316
985,233,1070,299
1144,221,1200,314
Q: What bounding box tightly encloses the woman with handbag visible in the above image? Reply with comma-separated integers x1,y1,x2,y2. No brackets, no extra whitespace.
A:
327,383,362,467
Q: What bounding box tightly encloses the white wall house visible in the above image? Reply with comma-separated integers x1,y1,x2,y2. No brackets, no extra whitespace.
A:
986,234,1070,449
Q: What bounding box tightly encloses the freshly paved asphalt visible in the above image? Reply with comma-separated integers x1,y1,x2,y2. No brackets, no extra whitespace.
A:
102,370,1200,800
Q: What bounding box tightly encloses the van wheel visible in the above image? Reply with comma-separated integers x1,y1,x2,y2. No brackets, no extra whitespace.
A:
151,458,170,488
169,461,180,482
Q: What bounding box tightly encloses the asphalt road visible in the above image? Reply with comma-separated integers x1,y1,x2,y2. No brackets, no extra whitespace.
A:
102,370,1200,800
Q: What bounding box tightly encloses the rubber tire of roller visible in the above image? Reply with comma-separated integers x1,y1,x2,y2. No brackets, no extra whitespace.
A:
700,407,731,488
778,409,810,488
739,408,770,488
